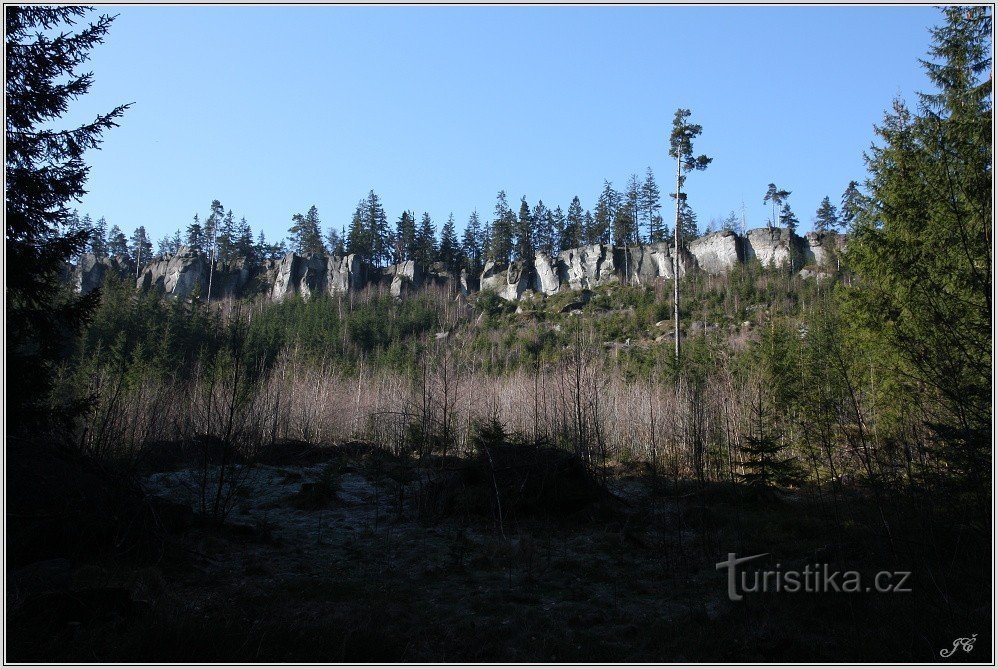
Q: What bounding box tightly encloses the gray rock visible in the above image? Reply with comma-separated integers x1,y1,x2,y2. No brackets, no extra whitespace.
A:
75,253,130,295
533,252,560,296
136,246,208,299
688,230,742,274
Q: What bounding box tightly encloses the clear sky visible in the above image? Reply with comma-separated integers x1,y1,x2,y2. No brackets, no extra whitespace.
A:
69,4,941,245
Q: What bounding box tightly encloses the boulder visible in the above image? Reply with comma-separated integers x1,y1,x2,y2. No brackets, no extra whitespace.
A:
803,231,844,269
388,260,423,298
327,253,362,294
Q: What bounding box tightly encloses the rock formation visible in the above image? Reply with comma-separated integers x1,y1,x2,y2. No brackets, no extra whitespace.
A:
72,228,844,303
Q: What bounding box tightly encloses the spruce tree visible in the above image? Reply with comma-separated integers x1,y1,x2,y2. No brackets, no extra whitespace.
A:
489,190,515,264
461,210,484,274
129,226,152,268
640,167,662,243
439,213,460,271
90,216,108,256
550,206,566,255
216,209,237,262
839,180,864,232
290,205,324,257
532,200,553,255
592,181,618,245
562,196,584,250
186,213,204,254
107,225,128,257
325,226,343,256
346,200,369,261
514,196,534,261
6,6,129,430
365,190,390,266
844,6,991,483
739,387,802,488
779,202,798,236
414,212,437,266
236,217,254,261
394,210,416,262
813,196,839,232
170,228,182,254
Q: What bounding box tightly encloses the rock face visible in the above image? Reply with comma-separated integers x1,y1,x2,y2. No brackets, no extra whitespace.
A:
688,230,742,275
75,253,131,295
803,231,843,268
481,259,533,301
75,229,845,303
136,246,206,299
743,227,806,268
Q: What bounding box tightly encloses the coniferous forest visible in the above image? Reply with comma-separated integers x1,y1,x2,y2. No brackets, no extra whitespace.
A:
5,5,992,663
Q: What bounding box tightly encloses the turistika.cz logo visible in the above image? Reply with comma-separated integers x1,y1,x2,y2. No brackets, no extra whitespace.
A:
715,553,913,602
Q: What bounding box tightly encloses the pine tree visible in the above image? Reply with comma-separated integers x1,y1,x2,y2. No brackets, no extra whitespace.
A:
414,212,437,266
721,210,739,232
290,205,324,257
763,183,791,229
562,196,584,251
813,196,839,232
669,108,712,361
461,210,484,274
583,211,595,245
156,235,172,257
186,213,205,254
439,213,461,271
170,229,182,254
640,167,662,243
489,190,515,264
6,6,129,430
514,196,534,261
779,202,798,236
236,217,254,261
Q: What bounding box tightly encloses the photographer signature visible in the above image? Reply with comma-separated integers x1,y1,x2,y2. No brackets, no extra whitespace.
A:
940,634,977,658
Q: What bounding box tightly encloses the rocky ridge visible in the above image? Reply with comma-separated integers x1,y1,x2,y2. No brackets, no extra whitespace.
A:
72,228,842,302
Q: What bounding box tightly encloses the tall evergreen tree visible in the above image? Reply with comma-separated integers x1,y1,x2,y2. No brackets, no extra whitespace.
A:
779,202,798,236
394,210,417,263
813,196,839,232
106,224,128,257
461,210,484,274
325,226,343,256
90,215,107,256
346,200,368,261
236,217,254,261
215,208,237,262
414,212,437,266
439,213,461,271
844,6,991,483
204,199,224,260
562,196,584,251
6,6,129,430
669,107,712,361
763,183,791,229
839,180,864,232
186,213,204,254
640,167,662,243
514,196,534,261
677,201,699,240
550,206,566,254
532,200,554,255
489,190,515,264
365,190,391,266
129,225,152,269
591,181,619,245
290,205,324,256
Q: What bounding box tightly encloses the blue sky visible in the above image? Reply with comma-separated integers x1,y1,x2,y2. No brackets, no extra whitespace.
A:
70,5,941,244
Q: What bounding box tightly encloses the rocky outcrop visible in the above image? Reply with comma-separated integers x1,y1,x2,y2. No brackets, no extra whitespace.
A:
74,229,844,304
136,246,207,299
481,259,533,301
688,230,742,275
803,231,843,268
75,253,131,295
